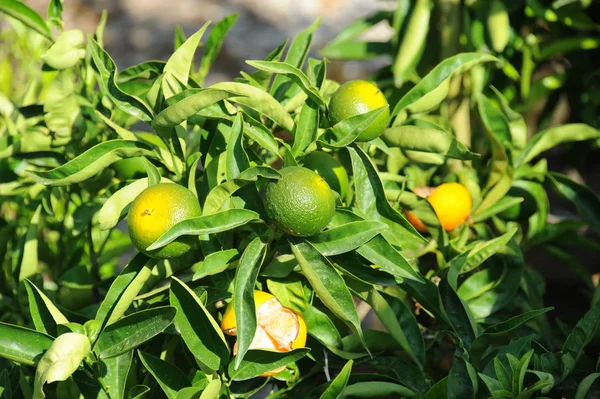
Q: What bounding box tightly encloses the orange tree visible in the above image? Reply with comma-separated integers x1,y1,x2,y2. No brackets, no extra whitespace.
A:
1,1,600,398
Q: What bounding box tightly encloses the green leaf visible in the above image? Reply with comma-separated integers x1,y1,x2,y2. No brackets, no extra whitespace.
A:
289,238,366,350
469,307,552,368
193,249,239,281
447,356,478,399
270,18,320,99
197,14,238,85
320,360,353,399
517,124,600,167
226,113,250,180
547,172,600,234
118,60,165,82
23,279,69,337
99,351,133,399
152,89,237,137
348,146,424,250
303,305,343,349
322,106,389,147
227,349,309,381
562,300,600,366
41,30,86,69
292,99,319,157
351,283,425,369
0,323,53,366
99,177,172,230
146,209,259,251
574,372,600,399
33,333,91,399
538,37,600,60
17,205,41,281
0,0,52,40
450,227,517,275
198,378,222,399
210,82,294,131
169,277,229,371
343,381,416,398
247,60,325,107
309,221,388,256
392,53,498,120
471,196,524,223
29,140,156,186
392,0,431,87
233,237,267,368
439,278,478,351
138,350,189,399
202,166,279,215
96,254,158,326
163,21,210,98
95,306,176,358
382,126,480,160
88,38,154,122
320,41,393,60
266,277,307,314
368,356,428,394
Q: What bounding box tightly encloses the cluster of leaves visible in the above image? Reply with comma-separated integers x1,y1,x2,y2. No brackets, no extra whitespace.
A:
0,1,599,399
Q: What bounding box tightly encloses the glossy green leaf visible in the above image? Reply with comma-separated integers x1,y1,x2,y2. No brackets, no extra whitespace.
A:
99,351,133,399
266,277,306,314
320,360,353,399
226,113,250,180
392,53,498,120
574,372,600,399
118,60,165,82
99,177,173,230
439,278,478,350
96,254,158,326
233,237,267,368
202,166,279,215
33,333,91,399
368,356,428,394
0,323,53,366
292,99,319,157
471,196,524,223
303,305,343,349
163,21,210,98
138,350,189,399
320,41,392,60
153,89,237,137
289,238,365,349
198,378,222,399
348,146,424,250
562,300,600,366
193,249,239,281
41,30,85,69
147,209,259,251
392,0,431,87
247,60,325,107
517,124,600,167
169,277,229,371
547,172,600,233
23,279,69,337
227,349,309,381
197,14,238,84
470,307,552,368
210,82,294,131
29,140,155,186
88,38,154,122
17,205,41,281
0,0,52,40
383,126,479,160
452,227,517,275
95,306,176,358
322,106,389,147
309,221,388,256
447,356,478,399
343,381,416,398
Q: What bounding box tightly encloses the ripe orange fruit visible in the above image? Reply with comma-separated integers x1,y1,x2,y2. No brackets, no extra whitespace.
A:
405,183,472,232
328,80,390,142
127,183,201,259
263,166,336,237
220,291,307,377
301,151,349,198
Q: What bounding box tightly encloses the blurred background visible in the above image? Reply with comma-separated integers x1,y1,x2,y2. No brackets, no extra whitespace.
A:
26,0,394,84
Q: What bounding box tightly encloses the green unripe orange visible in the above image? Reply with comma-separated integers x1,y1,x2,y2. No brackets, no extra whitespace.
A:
264,166,336,237
328,80,390,142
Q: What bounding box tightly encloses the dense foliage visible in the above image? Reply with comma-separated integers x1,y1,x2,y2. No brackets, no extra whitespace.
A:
1,0,599,398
